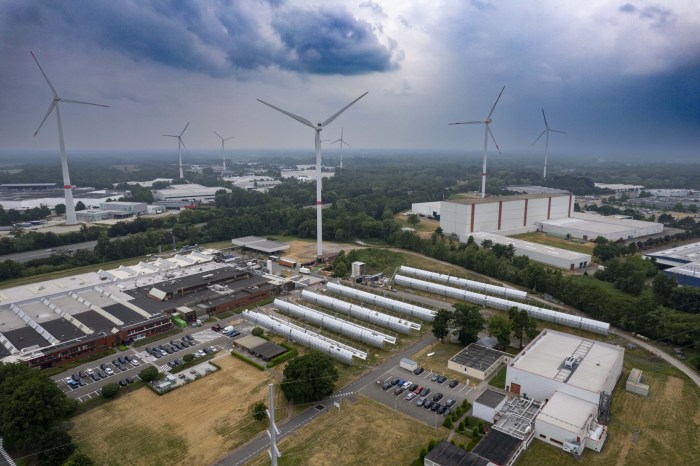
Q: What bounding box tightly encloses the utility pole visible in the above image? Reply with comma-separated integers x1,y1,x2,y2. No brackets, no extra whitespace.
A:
267,383,281,465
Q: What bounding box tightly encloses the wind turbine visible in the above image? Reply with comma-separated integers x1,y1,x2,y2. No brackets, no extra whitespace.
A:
31,51,109,225
449,86,505,198
331,128,351,169
215,131,234,172
532,108,566,179
163,122,190,179
257,92,368,259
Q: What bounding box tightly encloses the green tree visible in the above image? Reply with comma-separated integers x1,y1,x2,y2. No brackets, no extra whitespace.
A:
37,430,75,466
281,351,338,404
509,307,538,349
407,213,420,227
432,309,451,343
488,314,512,348
251,327,265,338
252,401,267,421
139,366,159,382
0,363,76,450
55,203,66,215
183,354,195,363
101,383,119,398
452,303,485,346
75,201,87,211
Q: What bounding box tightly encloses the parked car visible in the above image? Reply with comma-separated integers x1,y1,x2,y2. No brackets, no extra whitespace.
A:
382,382,392,390
443,407,452,417
131,359,140,366
409,383,419,392
433,393,444,402
431,373,439,382
437,375,447,384
186,334,194,341
391,378,400,386
85,368,94,375
119,379,128,387
438,405,447,414
423,400,434,409
118,356,127,364
79,371,86,378
71,373,80,382
401,380,412,390
414,385,423,394
420,387,431,396
406,392,417,401
448,380,459,388
431,402,441,412
112,359,119,366
124,355,131,362
165,346,173,354
445,399,456,407
413,367,424,375
179,374,186,379
105,367,114,376
90,373,99,382
100,363,107,371
394,387,406,396
97,371,107,379
416,396,427,407
125,377,134,384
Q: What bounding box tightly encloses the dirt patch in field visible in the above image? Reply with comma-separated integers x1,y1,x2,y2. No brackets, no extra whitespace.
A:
663,376,683,402
284,239,363,263
615,432,633,466
70,356,277,466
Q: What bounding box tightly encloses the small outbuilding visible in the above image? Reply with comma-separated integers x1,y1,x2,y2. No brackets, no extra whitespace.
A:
473,389,507,423
448,344,511,381
625,368,649,397
423,440,489,466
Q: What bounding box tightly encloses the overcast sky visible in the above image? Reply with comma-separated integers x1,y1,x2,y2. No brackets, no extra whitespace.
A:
1,0,699,158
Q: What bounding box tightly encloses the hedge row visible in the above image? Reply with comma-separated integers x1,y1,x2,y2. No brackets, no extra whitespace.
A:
266,343,298,368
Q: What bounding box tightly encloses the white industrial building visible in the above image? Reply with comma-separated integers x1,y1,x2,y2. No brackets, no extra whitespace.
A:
594,183,644,193
537,213,663,242
466,232,592,270
535,391,607,455
440,193,574,237
505,329,623,406
153,184,231,205
410,201,442,219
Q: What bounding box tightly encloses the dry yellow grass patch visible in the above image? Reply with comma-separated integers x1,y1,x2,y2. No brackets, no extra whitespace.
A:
70,357,278,466
248,395,447,466
283,239,363,263
663,376,683,401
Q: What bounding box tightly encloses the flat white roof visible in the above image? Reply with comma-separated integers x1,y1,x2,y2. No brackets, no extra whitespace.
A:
537,391,597,433
468,232,591,261
540,213,661,235
511,329,623,393
645,241,700,263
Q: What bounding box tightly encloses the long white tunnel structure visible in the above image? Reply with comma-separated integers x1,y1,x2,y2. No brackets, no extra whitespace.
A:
394,275,609,335
301,290,421,334
398,265,528,300
274,299,395,348
326,282,436,321
242,310,366,365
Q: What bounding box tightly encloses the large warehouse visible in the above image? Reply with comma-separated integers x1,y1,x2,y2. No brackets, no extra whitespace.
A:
537,213,663,242
505,329,623,406
466,232,592,270
644,241,700,287
153,183,231,207
440,193,574,237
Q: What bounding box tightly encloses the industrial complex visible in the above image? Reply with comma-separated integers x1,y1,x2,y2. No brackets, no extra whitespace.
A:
645,240,700,287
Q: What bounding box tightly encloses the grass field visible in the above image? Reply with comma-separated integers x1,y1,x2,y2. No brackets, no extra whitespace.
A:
248,396,448,466
517,353,700,466
511,231,595,255
70,356,283,466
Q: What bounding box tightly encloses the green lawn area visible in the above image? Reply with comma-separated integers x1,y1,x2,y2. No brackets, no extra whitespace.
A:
488,366,506,389
511,231,595,255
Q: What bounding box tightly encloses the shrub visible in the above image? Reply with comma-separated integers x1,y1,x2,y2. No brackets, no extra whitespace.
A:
101,383,119,398
428,439,437,451
251,327,265,337
472,429,480,439
419,448,428,461
443,417,453,428
183,353,195,363
252,401,267,421
458,421,465,431
139,366,159,382
478,421,485,434
463,417,470,427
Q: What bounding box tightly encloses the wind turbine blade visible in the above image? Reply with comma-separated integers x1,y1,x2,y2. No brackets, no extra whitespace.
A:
60,98,109,108
224,136,235,141
257,99,315,129
486,85,505,119
331,138,341,144
180,121,190,137
163,134,179,138
214,131,223,140
343,140,351,147
322,91,368,127
180,138,189,152
448,121,483,125
34,101,56,137
541,108,549,128
30,51,58,97
550,129,567,134
532,129,547,145
488,127,501,154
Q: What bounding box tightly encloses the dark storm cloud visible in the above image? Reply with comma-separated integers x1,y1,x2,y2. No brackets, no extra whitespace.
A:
1,0,395,77
619,2,675,28
272,6,396,74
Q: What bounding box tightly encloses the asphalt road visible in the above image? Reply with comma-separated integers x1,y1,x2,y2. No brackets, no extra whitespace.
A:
0,240,98,263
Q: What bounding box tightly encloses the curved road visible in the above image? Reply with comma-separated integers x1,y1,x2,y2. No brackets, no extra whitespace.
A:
0,240,98,263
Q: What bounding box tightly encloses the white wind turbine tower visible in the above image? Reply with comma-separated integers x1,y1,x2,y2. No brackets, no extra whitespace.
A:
258,92,368,258
31,51,109,225
215,132,234,171
332,128,351,169
449,86,505,198
532,108,566,179
163,122,190,179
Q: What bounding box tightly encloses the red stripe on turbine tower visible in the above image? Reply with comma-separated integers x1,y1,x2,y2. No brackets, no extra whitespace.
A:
63,185,72,189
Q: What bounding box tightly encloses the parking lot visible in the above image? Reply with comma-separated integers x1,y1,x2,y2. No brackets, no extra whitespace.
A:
360,366,477,427
52,327,232,402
